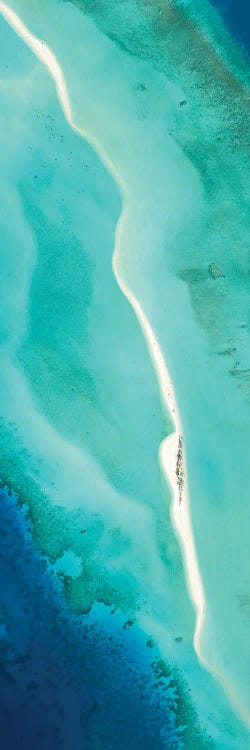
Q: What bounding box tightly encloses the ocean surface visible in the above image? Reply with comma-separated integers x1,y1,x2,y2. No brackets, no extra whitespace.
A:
0,1,249,748
211,0,250,54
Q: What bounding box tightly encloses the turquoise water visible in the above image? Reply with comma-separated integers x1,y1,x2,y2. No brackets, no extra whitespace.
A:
0,0,250,747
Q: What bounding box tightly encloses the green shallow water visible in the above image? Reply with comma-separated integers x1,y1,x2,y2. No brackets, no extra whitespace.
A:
0,0,250,747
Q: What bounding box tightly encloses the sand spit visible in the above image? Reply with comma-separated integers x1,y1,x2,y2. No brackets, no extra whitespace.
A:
0,0,249,729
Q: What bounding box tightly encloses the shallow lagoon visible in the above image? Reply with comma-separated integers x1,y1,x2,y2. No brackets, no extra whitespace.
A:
0,1,250,747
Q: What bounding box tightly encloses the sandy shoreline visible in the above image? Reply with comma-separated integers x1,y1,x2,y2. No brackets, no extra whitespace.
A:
1,0,249,729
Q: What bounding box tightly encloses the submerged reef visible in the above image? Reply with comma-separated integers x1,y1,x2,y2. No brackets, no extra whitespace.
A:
0,1,250,748
0,489,214,749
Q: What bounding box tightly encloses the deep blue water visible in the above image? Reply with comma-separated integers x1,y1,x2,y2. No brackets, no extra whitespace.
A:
0,490,183,750
211,0,250,55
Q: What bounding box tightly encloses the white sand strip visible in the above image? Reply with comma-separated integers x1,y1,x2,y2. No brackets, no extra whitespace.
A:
0,0,249,728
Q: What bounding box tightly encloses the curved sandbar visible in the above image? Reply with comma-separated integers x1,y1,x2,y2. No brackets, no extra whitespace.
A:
0,0,249,730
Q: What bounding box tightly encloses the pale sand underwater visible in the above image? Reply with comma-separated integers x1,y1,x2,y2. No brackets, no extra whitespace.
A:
0,0,250,747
